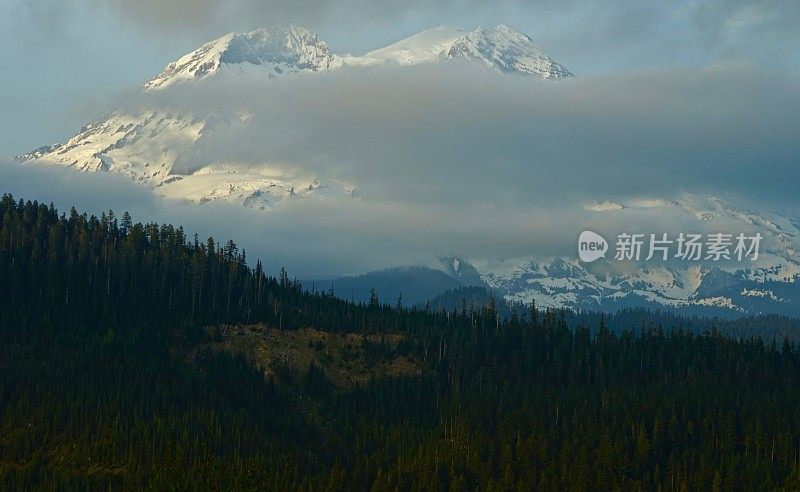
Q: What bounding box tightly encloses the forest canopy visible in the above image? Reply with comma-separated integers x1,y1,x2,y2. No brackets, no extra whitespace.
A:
1,194,800,490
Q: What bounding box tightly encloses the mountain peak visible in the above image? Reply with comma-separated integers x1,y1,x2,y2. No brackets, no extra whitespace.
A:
142,24,572,90
447,25,573,79
144,24,338,90
364,24,572,79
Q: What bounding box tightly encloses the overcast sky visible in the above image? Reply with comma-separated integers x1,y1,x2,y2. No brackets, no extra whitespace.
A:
1,1,799,277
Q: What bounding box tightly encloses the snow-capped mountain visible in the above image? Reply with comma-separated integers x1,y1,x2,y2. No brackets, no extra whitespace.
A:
364,25,572,79
15,24,800,316
464,195,800,316
141,23,572,91
18,24,571,210
143,25,347,90
315,193,800,317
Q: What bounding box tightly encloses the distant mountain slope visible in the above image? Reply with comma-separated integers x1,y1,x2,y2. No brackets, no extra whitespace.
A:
472,195,800,316
311,266,472,306
312,194,800,317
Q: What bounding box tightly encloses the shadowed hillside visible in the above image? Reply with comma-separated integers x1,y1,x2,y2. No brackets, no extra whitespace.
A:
3,194,800,489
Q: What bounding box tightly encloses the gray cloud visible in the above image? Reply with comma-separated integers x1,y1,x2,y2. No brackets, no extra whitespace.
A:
0,160,594,277
1,158,766,280
688,1,800,57
4,61,798,277
130,61,800,208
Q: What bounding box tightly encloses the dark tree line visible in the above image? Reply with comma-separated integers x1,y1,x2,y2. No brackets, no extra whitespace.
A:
0,194,460,340
2,194,800,490
429,286,800,342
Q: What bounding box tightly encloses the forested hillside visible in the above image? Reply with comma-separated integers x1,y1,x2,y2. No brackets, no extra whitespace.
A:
2,194,800,490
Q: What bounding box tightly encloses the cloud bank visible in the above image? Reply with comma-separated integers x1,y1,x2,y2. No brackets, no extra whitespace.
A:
3,61,799,277
133,62,800,208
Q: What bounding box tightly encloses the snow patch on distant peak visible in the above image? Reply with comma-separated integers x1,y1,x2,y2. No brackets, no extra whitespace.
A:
694,296,743,311
588,200,625,211
741,288,784,302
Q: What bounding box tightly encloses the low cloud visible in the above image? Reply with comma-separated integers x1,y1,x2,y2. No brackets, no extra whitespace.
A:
132,62,800,208
3,62,799,278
